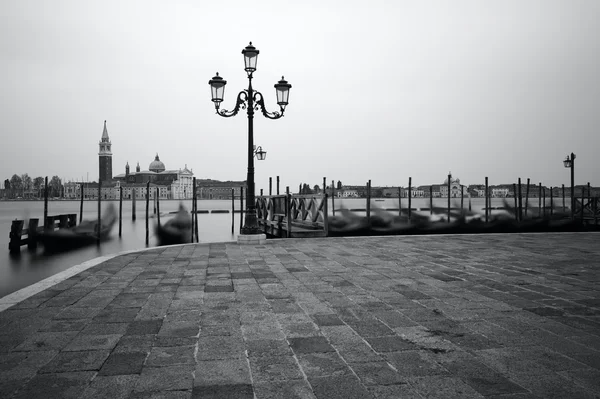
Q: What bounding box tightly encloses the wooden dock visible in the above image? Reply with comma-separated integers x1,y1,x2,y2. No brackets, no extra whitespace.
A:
256,192,328,238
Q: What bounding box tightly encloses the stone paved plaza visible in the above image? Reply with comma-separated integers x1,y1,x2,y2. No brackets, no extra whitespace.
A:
1,232,599,398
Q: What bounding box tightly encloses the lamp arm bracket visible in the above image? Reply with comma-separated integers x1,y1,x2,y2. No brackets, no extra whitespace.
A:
253,91,284,120
216,91,248,117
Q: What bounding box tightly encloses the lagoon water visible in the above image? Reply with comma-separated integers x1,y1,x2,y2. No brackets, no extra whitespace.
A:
1,196,558,298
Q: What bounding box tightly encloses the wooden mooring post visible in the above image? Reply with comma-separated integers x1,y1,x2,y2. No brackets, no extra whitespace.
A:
276,176,280,195
145,181,150,246
231,188,235,234
408,177,412,221
269,177,272,196
562,184,566,213
331,180,335,216
460,185,464,211
239,187,244,233
538,183,542,218
447,174,451,223
550,187,553,216
518,178,523,222
156,187,160,228
366,180,371,227
97,179,102,246
286,186,292,238
44,176,48,229
513,183,518,221
119,186,123,237
525,178,530,216
79,183,84,225
485,177,488,223
430,186,433,216
132,188,136,221
398,187,402,217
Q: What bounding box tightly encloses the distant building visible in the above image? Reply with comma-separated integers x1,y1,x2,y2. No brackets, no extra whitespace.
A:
98,120,113,182
195,179,246,199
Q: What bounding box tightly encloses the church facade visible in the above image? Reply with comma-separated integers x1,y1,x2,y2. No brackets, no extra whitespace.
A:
64,121,195,199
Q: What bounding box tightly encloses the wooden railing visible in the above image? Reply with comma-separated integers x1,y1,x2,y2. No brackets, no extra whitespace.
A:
574,197,599,225
256,193,328,238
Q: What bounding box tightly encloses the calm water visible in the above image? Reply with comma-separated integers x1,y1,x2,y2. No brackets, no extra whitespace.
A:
0,199,243,297
1,196,560,298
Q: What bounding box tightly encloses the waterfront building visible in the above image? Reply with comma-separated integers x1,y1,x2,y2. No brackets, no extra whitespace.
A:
195,179,246,200
440,174,463,198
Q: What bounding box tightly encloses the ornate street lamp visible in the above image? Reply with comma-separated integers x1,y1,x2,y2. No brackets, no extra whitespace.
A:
563,152,576,219
254,146,267,161
209,42,291,239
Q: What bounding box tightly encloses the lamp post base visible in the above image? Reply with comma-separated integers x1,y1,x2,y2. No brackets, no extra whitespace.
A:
237,233,266,245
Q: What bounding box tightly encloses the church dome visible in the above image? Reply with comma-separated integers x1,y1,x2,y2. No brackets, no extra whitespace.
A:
149,154,166,173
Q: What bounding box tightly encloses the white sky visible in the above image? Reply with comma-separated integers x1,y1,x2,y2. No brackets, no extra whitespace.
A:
1,0,599,192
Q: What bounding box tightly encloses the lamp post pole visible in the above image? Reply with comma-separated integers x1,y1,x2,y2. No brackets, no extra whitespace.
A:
244,74,258,233
209,42,291,238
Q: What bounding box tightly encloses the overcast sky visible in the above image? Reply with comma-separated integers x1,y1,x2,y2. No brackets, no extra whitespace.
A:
2,0,599,192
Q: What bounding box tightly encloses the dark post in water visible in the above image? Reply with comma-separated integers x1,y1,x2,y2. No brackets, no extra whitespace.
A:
331,180,335,216
366,180,371,227
119,186,123,237
145,181,150,246
513,183,518,221
447,174,451,223
80,183,84,225
518,178,523,222
398,187,402,217
156,187,160,227
408,177,412,221
429,186,433,216
277,176,280,195
562,184,565,213
132,188,136,221
485,177,489,223
538,183,542,218
269,177,272,196
525,178,530,216
44,176,48,230
97,179,102,246
239,187,244,233
231,188,235,234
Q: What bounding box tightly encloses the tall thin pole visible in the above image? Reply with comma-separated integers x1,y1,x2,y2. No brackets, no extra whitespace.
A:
240,186,244,233
145,181,149,246
485,177,488,223
192,177,196,242
277,176,280,195
366,180,371,227
269,177,272,196
331,180,335,216
119,186,123,237
513,183,518,221
156,187,160,228
408,177,412,222
550,187,553,216
430,186,433,216
44,176,48,229
241,72,259,234
571,153,575,219
460,185,464,211
79,183,84,225
132,188,136,221
538,183,542,218
97,179,102,246
447,174,451,223
232,188,235,234
525,178,530,217
518,178,523,222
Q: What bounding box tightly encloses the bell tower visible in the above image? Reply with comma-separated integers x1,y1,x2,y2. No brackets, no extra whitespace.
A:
98,120,113,182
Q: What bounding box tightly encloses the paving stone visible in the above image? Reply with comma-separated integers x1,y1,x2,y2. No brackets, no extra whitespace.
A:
81,375,139,399
39,350,110,373
385,350,450,376
248,355,303,383
253,379,317,399
349,361,407,386
308,375,373,399
126,319,163,335
312,314,344,326
14,331,79,352
13,371,95,399
365,336,417,352
245,339,293,358
98,351,148,375
297,352,353,378
192,384,254,399
146,345,195,366
134,364,194,392
288,336,335,354
63,333,122,351
195,358,252,386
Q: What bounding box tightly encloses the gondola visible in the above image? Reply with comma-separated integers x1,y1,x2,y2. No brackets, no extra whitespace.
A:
155,204,192,245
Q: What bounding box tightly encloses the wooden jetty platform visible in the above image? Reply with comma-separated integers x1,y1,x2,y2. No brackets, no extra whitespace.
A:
256,192,328,238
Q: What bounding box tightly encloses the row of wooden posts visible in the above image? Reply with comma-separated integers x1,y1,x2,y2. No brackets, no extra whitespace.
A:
260,175,595,225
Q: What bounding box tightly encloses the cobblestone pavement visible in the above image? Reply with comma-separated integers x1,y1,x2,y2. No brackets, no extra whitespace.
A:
1,233,599,398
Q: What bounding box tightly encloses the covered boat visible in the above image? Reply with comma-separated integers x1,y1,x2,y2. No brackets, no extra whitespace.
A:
156,204,193,246
39,204,117,252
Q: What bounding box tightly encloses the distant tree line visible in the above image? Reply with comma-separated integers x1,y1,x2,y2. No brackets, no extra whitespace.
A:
298,180,343,195
2,174,62,199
